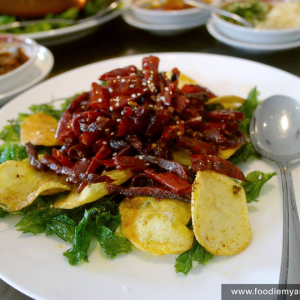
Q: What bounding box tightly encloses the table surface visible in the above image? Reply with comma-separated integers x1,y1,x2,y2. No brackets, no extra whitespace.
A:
1,15,300,300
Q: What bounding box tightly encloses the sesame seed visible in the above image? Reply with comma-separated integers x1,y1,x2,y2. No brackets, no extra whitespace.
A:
137,93,141,96
96,116,101,121
165,87,169,91
109,88,113,93
103,141,107,144
138,155,143,160
109,106,113,111
131,94,136,98
129,84,135,88
143,88,148,92
142,82,147,86
116,103,120,107
105,128,110,132
36,131,40,135
113,153,117,156
98,98,102,102
116,119,121,122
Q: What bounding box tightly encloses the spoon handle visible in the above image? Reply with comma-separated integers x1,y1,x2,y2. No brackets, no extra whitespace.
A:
277,162,290,293
286,166,300,240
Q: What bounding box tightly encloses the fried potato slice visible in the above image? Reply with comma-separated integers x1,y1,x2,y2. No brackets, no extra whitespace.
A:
192,170,252,255
54,169,134,209
120,197,193,255
21,113,62,146
205,96,245,109
218,145,242,160
171,147,192,166
166,71,197,89
0,160,70,211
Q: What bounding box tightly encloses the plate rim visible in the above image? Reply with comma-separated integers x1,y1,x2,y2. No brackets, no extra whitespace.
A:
1,52,300,300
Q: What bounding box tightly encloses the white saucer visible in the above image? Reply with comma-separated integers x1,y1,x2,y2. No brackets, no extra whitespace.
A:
0,45,54,106
207,18,300,54
122,9,208,36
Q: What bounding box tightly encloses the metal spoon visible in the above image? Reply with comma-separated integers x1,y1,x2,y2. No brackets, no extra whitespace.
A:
250,95,300,290
0,0,121,31
183,0,254,28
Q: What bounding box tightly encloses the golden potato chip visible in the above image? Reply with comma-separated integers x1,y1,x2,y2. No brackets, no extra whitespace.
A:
120,197,193,255
166,71,197,89
54,169,133,209
171,147,192,166
192,170,252,255
218,145,241,160
205,96,245,109
21,113,62,146
0,160,70,211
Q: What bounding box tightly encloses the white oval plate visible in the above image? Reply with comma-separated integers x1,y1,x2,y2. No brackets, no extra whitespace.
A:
1,53,300,300
207,19,300,54
0,45,54,106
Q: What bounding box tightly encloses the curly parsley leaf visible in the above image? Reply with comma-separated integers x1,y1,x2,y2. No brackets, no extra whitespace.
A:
97,226,132,259
96,212,120,233
229,142,261,165
29,104,62,120
45,215,76,242
0,143,27,164
175,238,213,275
242,171,277,203
0,207,8,218
0,123,20,142
64,208,98,265
237,87,260,136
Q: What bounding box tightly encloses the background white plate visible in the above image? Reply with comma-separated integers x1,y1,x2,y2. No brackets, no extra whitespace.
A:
1,53,300,300
19,7,124,46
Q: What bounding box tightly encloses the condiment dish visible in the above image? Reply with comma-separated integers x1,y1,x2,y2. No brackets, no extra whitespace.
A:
130,0,209,25
0,34,38,94
212,0,300,44
212,12,300,44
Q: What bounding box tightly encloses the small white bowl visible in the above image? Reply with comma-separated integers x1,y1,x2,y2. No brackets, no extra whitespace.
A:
131,0,209,25
0,35,38,94
212,11,300,45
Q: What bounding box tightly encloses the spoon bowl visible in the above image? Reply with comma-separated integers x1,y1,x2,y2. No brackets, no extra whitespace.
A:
250,95,300,288
251,95,300,162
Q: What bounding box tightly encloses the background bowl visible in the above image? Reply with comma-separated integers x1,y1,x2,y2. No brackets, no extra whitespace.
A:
212,9,300,44
0,35,39,94
131,0,209,25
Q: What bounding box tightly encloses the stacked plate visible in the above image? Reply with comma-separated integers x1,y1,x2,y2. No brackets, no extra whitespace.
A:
122,0,211,35
207,11,300,54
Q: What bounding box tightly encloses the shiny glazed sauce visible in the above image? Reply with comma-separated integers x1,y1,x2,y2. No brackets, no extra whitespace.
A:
147,0,194,10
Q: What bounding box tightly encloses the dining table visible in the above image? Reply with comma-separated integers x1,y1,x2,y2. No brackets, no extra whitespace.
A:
1,14,300,300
